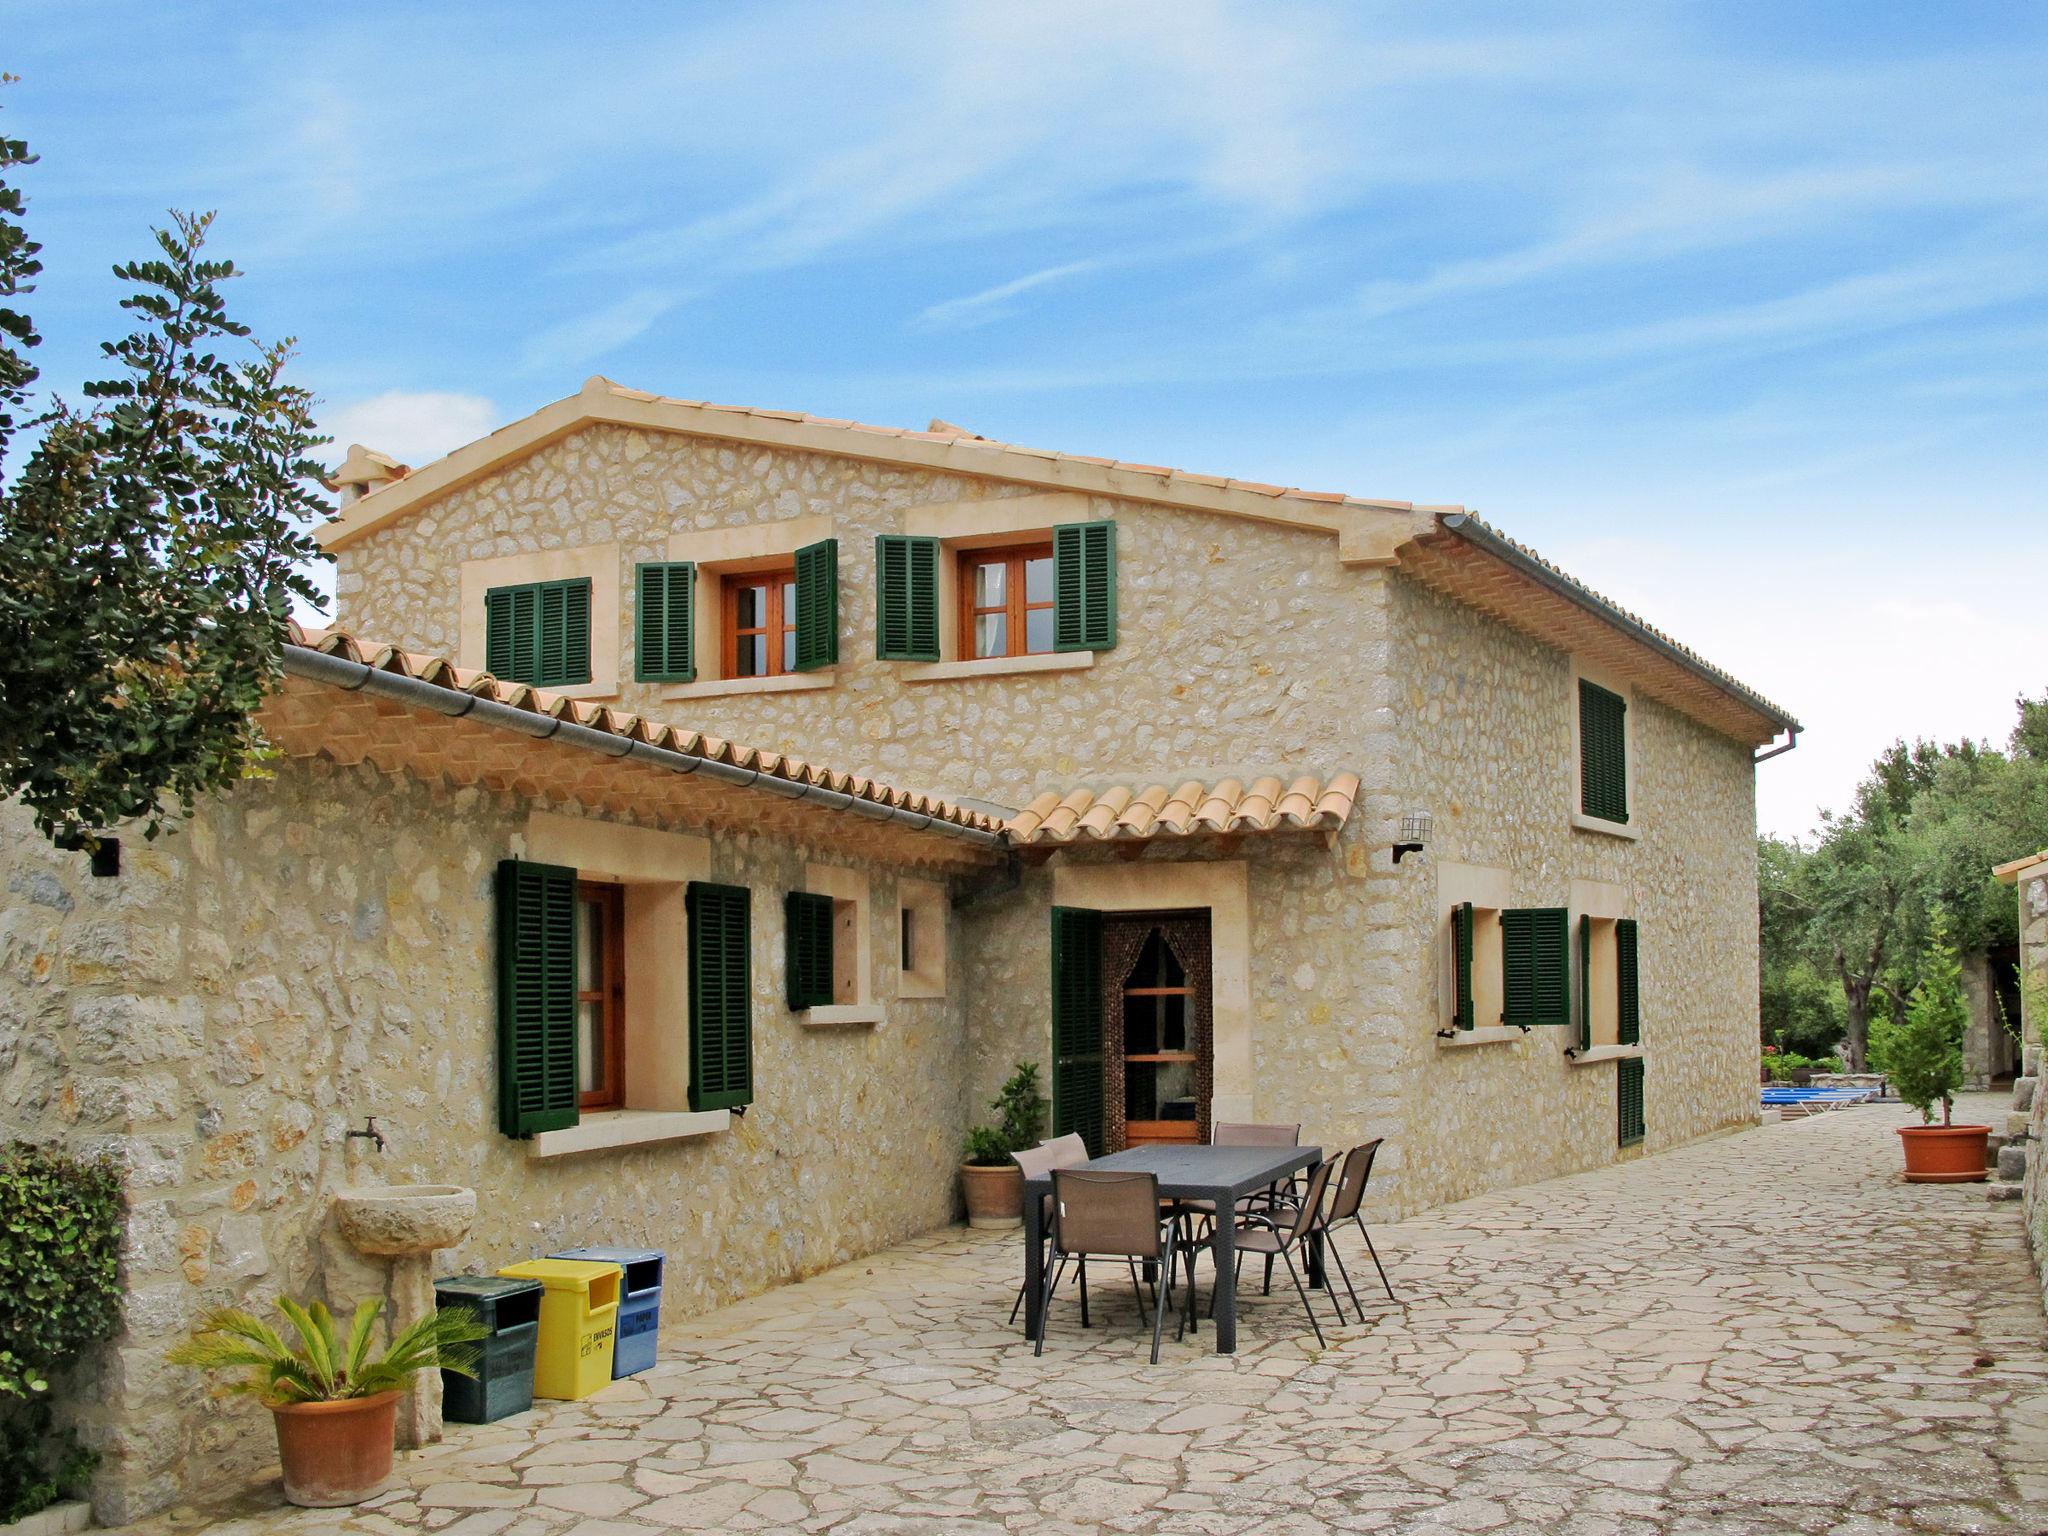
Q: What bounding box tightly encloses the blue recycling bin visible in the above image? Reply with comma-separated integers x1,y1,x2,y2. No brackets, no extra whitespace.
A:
549,1246,663,1377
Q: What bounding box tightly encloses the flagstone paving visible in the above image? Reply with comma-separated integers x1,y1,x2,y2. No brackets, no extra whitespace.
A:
127,1093,2047,1534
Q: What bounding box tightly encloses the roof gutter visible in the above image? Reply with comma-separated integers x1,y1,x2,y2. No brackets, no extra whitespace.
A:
1437,513,1801,756
280,645,1007,851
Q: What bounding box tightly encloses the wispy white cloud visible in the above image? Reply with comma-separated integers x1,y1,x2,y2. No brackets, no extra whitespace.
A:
916,260,1104,330
319,390,499,468
518,290,680,374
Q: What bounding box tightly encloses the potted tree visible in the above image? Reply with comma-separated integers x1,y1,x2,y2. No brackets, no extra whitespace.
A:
960,1062,1048,1228
168,1296,484,1507
1893,920,1990,1182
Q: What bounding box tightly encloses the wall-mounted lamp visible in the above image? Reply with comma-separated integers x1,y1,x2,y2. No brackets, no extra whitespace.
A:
1392,810,1432,865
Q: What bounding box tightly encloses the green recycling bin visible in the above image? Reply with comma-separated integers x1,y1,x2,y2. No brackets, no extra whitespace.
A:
434,1275,543,1424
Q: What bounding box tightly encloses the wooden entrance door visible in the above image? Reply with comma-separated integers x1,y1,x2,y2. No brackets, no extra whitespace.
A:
1107,913,1212,1148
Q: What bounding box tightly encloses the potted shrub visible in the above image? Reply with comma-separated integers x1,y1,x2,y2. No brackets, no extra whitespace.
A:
960,1062,1048,1228
1892,920,1989,1182
168,1296,484,1507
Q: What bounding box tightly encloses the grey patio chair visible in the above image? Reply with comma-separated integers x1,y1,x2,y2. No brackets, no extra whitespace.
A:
1212,1122,1301,1146
1035,1168,1189,1364
1318,1139,1396,1316
1008,1140,1069,1326
1186,1121,1304,1293
1229,1155,1343,1347
1007,1134,1103,1327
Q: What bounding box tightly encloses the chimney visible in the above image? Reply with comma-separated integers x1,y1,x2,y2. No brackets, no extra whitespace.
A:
326,444,411,507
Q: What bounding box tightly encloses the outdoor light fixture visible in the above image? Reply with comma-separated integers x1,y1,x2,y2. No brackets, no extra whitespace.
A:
1392,810,1432,865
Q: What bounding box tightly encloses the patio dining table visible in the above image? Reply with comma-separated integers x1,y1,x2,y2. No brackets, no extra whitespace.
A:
1021,1143,1323,1354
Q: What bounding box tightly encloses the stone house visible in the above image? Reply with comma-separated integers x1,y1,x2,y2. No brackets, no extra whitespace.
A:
2,378,1797,1518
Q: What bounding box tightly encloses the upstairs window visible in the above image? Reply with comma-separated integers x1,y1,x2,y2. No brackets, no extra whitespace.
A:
724,567,798,678
960,542,1056,659
718,540,838,680
876,520,1116,662
1579,679,1629,825
486,578,592,689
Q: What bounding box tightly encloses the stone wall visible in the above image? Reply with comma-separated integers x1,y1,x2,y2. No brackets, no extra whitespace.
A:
333,425,1375,807
0,761,972,1521
2015,866,2047,1314
1382,576,1763,1211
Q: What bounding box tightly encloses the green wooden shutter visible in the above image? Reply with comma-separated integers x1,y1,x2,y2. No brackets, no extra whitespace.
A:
635,562,696,682
785,891,835,1009
1453,902,1475,1031
485,585,533,680
1579,679,1629,823
793,538,839,671
495,859,579,1137
688,882,753,1111
874,535,940,660
1616,918,1641,1046
487,579,592,687
1578,914,1593,1050
1053,520,1116,652
1502,907,1570,1027
1617,1056,1645,1146
1050,906,1106,1155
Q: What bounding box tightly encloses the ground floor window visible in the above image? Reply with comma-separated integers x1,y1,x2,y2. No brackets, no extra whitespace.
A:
1618,1057,1645,1146
577,882,625,1110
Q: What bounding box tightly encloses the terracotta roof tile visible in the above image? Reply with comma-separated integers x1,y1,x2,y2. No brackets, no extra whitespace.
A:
1008,772,1359,846
284,623,1007,839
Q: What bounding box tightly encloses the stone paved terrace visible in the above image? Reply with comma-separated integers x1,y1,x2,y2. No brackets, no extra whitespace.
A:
127,1093,2048,1535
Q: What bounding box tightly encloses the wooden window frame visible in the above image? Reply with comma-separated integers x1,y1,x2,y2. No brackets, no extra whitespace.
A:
576,881,626,1112
722,566,799,680
957,541,1056,660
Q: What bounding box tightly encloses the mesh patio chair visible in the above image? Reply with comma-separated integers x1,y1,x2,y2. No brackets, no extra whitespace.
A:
1007,1134,1103,1326
1318,1139,1396,1315
1035,1168,1189,1364
1229,1155,1343,1348
1041,1132,1090,1166
1008,1140,1070,1326
1185,1121,1304,1294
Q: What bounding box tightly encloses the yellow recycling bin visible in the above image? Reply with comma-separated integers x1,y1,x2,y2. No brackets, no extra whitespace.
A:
496,1258,623,1400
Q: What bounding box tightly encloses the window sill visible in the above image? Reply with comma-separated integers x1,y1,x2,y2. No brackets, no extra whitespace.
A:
800,1004,885,1029
899,652,1094,684
897,978,946,1001
1571,812,1642,842
1436,1026,1527,1049
526,1108,730,1159
1569,1044,1645,1067
661,673,835,701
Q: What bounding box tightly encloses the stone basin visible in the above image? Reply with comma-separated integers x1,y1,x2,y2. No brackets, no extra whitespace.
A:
334,1184,476,1257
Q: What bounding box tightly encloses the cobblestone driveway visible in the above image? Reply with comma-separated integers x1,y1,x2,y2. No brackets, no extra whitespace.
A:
140,1094,2047,1534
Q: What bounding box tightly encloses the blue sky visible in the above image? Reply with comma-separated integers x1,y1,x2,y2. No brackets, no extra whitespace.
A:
7,2,2046,837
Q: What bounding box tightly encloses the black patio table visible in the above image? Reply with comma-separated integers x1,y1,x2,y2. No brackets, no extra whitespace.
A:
1021,1143,1322,1354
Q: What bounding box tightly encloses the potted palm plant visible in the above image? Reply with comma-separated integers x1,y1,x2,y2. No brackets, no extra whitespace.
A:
168,1296,485,1507
960,1062,1048,1228
1893,920,1989,1182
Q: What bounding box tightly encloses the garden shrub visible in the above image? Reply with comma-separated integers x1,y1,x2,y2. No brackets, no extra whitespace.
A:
1,1142,125,1522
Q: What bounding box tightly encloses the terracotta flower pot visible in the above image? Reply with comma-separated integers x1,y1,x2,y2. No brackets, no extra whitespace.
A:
1898,1124,1990,1184
961,1162,1024,1229
270,1390,401,1507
